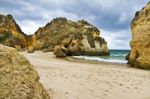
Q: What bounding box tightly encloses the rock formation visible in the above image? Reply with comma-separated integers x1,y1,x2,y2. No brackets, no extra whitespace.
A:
0,44,50,99
0,14,29,49
0,14,109,56
33,17,109,56
128,2,150,69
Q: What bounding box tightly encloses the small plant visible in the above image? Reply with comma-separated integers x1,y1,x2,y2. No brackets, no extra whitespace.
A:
0,35,5,42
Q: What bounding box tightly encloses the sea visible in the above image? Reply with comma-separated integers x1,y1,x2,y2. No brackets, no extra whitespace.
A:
73,50,130,64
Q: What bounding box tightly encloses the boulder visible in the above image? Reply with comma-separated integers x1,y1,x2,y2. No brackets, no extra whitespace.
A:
27,46,35,53
33,40,44,50
128,2,150,69
0,44,50,99
15,45,22,51
53,45,68,57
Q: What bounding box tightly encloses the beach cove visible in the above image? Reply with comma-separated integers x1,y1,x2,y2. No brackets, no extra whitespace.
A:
21,51,150,99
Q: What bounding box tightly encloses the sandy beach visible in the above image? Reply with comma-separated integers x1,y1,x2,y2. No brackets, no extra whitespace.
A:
21,51,150,99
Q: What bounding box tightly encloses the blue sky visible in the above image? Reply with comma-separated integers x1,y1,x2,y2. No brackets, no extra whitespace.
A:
0,0,149,49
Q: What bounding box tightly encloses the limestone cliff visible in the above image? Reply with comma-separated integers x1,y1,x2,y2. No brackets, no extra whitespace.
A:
128,2,150,69
0,44,50,99
0,14,27,49
33,17,109,56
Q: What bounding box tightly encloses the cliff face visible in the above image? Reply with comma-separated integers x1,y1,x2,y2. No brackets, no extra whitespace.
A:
0,14,27,49
0,44,50,99
33,17,109,56
128,2,150,69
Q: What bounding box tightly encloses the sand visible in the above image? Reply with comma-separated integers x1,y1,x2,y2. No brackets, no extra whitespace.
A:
21,51,150,99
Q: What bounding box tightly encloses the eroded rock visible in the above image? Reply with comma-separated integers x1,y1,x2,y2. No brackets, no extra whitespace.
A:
128,2,150,69
33,17,109,56
0,44,50,99
27,46,35,53
53,45,68,57
0,14,28,48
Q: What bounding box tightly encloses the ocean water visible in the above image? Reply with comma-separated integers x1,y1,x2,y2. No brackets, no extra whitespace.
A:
73,50,130,64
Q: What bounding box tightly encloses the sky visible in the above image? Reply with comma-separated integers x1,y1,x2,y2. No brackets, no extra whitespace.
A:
0,0,149,49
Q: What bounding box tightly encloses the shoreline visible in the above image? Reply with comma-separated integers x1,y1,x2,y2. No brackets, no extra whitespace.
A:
65,56,128,66
20,51,150,99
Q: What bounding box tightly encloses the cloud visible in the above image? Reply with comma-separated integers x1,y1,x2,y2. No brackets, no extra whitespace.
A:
100,29,132,49
0,0,149,49
16,20,42,34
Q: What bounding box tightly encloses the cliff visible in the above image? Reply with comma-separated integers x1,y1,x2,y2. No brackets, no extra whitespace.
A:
128,2,150,69
0,14,109,56
0,44,50,99
32,17,109,56
0,14,28,49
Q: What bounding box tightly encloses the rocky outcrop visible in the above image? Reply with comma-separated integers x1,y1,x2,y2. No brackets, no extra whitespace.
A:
0,14,28,49
54,45,69,57
128,2,150,69
0,14,109,55
27,46,35,53
0,44,50,99
33,17,109,56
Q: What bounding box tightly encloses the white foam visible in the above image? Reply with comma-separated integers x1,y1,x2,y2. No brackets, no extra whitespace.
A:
73,56,127,64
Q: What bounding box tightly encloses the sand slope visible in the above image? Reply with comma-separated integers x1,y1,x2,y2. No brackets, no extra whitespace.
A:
21,51,150,99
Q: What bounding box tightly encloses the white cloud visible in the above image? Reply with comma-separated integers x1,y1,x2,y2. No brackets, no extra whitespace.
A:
17,20,43,34
119,12,129,24
101,29,131,49
0,0,149,49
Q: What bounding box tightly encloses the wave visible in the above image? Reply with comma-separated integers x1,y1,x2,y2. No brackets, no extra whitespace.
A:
73,50,129,64
110,53,127,57
73,56,127,64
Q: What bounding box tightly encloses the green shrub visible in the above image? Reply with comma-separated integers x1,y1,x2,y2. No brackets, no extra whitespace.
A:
0,36,5,42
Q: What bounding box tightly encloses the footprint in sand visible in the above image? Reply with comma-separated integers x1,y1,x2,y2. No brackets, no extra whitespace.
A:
104,90,109,92
103,93,107,96
65,92,69,94
126,86,130,89
134,87,138,89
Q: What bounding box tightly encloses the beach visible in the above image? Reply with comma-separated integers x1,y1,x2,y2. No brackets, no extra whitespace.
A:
21,51,150,99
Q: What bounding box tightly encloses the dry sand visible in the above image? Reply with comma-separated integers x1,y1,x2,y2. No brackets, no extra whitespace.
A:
21,51,150,99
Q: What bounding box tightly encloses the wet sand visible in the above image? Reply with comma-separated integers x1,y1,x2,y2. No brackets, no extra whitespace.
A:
21,51,150,99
